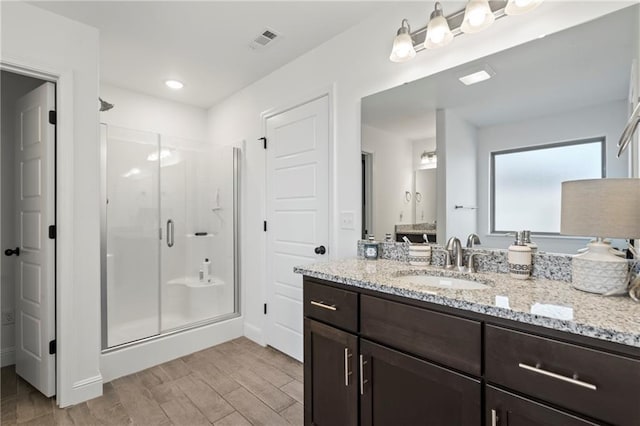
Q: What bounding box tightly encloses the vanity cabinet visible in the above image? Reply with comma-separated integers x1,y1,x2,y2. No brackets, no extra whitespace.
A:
303,276,640,426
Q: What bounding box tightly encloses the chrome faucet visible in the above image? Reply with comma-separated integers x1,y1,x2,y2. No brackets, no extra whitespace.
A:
446,237,464,271
466,233,481,248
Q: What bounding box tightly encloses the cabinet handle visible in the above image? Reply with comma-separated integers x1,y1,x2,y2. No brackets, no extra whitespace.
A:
518,363,597,390
359,355,368,395
491,409,498,426
344,348,353,386
167,219,174,247
310,300,337,311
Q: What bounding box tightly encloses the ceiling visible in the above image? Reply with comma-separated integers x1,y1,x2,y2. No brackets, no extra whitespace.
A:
31,1,392,108
362,5,637,141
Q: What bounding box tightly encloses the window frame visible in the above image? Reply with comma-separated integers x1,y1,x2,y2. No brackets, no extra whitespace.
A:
490,137,606,235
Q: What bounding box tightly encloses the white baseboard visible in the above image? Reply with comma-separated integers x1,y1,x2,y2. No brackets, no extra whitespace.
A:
1,347,15,367
243,322,265,346
100,316,243,383
63,374,103,406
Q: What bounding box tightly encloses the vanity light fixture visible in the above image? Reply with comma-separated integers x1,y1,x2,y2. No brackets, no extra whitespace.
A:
425,2,453,49
458,64,496,85
390,0,544,62
390,19,416,63
165,79,184,90
505,0,544,16
460,0,495,34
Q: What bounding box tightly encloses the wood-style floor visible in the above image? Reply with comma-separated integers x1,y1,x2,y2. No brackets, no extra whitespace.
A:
0,337,303,425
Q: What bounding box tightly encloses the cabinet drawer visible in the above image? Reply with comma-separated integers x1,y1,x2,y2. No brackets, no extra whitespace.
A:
304,280,358,332
486,325,640,426
361,295,481,375
486,386,599,426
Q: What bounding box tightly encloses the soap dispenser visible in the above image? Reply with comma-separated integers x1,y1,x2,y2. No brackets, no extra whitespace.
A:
508,231,532,280
522,230,538,254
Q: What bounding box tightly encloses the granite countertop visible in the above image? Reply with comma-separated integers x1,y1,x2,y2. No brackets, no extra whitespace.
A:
396,229,437,235
294,258,640,348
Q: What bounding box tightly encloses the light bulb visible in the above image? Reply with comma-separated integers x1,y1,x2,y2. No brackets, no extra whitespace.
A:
461,0,495,34
424,3,453,49
505,0,543,15
390,20,416,62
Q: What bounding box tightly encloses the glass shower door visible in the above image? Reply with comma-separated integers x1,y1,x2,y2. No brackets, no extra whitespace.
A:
160,141,238,331
105,126,161,347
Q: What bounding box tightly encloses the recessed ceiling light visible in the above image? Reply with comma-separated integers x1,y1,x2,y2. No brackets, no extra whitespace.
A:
165,80,184,90
458,65,496,86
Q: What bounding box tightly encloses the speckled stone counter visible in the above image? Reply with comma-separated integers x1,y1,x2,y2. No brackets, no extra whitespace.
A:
294,258,640,348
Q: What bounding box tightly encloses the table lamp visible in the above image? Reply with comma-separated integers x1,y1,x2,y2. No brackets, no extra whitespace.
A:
561,178,640,294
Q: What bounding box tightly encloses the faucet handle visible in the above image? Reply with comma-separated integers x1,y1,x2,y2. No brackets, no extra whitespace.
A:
466,252,488,273
433,248,453,268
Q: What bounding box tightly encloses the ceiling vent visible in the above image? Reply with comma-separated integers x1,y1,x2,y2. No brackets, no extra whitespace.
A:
249,28,281,50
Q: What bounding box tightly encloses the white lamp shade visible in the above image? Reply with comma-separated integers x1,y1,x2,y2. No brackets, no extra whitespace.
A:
505,0,544,16
389,32,416,63
461,0,495,34
561,178,640,239
425,15,453,49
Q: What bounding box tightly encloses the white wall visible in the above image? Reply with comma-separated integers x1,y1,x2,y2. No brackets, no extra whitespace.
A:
99,84,207,142
1,1,101,406
361,124,414,238
438,109,478,244
0,71,44,367
206,1,632,345
477,100,629,253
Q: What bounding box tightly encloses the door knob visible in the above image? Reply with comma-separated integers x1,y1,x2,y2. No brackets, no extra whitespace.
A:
4,247,20,256
314,245,326,255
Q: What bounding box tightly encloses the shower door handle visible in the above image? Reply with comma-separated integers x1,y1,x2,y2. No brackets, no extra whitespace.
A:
167,219,174,247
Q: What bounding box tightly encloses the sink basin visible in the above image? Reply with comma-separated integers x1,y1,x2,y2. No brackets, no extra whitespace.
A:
396,274,490,290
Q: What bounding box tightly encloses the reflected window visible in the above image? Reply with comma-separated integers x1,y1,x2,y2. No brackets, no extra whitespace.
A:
491,138,604,234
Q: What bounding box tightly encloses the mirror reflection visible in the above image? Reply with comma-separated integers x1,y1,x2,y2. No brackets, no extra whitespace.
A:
361,5,639,253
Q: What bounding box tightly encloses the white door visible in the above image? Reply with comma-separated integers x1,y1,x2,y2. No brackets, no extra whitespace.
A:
14,82,56,397
266,96,329,361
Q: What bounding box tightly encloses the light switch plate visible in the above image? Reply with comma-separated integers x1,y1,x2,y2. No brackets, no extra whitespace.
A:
340,211,355,230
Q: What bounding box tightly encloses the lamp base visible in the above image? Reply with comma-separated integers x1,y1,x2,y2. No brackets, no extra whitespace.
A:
572,241,629,294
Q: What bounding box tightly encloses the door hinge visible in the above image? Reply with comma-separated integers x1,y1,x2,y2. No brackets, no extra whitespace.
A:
48,225,56,239
263,221,267,232
258,137,267,149
48,110,57,125
264,303,267,315
49,339,56,355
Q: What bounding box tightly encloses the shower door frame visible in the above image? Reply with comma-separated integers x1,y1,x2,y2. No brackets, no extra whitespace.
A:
99,128,241,351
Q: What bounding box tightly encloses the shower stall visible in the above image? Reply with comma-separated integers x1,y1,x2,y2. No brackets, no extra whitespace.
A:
101,124,239,349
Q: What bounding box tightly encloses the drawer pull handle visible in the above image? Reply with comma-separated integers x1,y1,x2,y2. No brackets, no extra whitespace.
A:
310,300,337,311
518,363,597,390
491,409,498,426
344,348,353,386
359,355,368,395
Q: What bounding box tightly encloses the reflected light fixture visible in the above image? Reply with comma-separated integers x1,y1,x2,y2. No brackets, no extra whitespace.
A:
165,79,184,90
389,1,543,63
389,19,416,63
424,2,453,49
505,0,543,15
147,149,172,162
461,0,495,34
420,150,437,168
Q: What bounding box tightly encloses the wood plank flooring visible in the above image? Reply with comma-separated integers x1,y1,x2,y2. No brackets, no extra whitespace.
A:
0,337,303,425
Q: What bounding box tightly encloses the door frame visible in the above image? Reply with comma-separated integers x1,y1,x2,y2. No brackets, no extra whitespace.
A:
260,85,335,347
1,57,75,406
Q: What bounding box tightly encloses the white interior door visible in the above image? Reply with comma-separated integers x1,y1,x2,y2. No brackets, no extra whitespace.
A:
14,82,56,397
266,96,329,361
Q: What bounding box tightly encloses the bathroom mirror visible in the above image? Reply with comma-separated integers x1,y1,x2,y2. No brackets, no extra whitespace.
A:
361,5,639,253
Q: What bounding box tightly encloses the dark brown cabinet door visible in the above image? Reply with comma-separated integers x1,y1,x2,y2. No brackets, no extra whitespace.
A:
485,386,600,426
360,339,481,426
304,319,358,426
